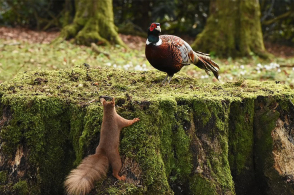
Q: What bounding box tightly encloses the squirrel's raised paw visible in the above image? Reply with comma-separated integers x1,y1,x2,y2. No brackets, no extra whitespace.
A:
115,175,126,181
133,118,140,122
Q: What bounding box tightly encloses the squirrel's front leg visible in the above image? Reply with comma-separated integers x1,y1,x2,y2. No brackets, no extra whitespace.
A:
118,116,140,128
125,118,140,127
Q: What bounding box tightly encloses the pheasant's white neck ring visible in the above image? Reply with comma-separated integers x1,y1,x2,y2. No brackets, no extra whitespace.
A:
146,38,162,46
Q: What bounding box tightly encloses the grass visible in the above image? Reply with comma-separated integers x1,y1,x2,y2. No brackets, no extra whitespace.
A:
0,38,294,87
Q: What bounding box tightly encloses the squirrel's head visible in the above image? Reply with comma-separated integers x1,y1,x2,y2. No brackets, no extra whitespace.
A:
100,97,115,108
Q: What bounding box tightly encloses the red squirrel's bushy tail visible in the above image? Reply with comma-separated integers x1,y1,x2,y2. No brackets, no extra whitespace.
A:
64,153,109,195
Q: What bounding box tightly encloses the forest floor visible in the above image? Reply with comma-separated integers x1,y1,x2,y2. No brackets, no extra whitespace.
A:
0,27,294,87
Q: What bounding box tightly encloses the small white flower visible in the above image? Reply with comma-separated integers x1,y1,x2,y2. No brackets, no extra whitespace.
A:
240,71,246,75
257,63,263,68
270,62,280,68
123,64,130,70
277,69,281,73
113,64,117,68
240,65,244,69
134,65,143,71
264,65,271,70
105,62,111,66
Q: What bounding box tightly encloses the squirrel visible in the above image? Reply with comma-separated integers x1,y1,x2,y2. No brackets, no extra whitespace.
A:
64,97,140,195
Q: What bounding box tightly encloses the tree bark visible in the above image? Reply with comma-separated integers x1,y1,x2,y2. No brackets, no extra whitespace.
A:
191,0,270,58
56,0,125,46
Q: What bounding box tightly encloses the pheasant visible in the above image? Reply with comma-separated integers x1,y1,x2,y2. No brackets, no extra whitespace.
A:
145,23,220,84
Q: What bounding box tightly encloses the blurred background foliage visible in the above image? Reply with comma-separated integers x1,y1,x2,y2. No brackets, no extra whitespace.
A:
260,0,294,45
0,0,65,30
0,0,293,45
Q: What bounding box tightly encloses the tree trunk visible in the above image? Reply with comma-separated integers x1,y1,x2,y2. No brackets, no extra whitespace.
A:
57,0,125,46
61,0,75,28
191,0,270,58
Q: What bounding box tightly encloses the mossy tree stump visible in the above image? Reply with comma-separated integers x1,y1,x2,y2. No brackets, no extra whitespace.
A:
0,66,293,194
192,0,270,58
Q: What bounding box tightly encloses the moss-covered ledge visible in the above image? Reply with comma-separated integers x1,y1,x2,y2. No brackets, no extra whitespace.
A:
0,65,293,195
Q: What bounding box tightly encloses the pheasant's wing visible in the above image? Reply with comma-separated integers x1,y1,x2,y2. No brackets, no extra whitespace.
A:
159,35,220,80
160,35,190,65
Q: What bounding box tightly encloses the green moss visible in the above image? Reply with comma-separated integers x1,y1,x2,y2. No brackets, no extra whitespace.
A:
172,105,193,179
228,99,256,194
95,178,145,195
0,97,75,194
0,66,293,194
1,66,293,103
0,171,8,184
12,180,29,195
68,105,87,165
107,183,145,195
191,99,235,193
190,175,217,195
119,98,193,193
192,100,212,126
254,97,281,192
229,99,255,174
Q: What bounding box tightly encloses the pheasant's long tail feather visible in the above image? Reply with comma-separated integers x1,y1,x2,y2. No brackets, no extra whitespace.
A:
64,153,109,195
190,51,220,80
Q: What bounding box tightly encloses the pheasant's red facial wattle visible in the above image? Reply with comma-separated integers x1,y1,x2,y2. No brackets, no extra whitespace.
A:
149,23,161,32
150,23,156,31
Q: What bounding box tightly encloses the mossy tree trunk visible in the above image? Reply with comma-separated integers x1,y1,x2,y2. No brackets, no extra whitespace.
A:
61,0,75,27
191,0,270,58
56,0,125,46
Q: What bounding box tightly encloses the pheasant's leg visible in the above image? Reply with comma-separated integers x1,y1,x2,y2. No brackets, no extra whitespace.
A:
161,74,169,85
167,75,173,84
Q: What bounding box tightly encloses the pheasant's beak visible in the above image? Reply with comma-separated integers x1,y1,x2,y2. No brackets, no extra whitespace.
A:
155,25,161,32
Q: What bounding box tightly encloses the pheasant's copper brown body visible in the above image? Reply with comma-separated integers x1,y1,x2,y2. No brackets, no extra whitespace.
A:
145,23,220,84
145,35,188,76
